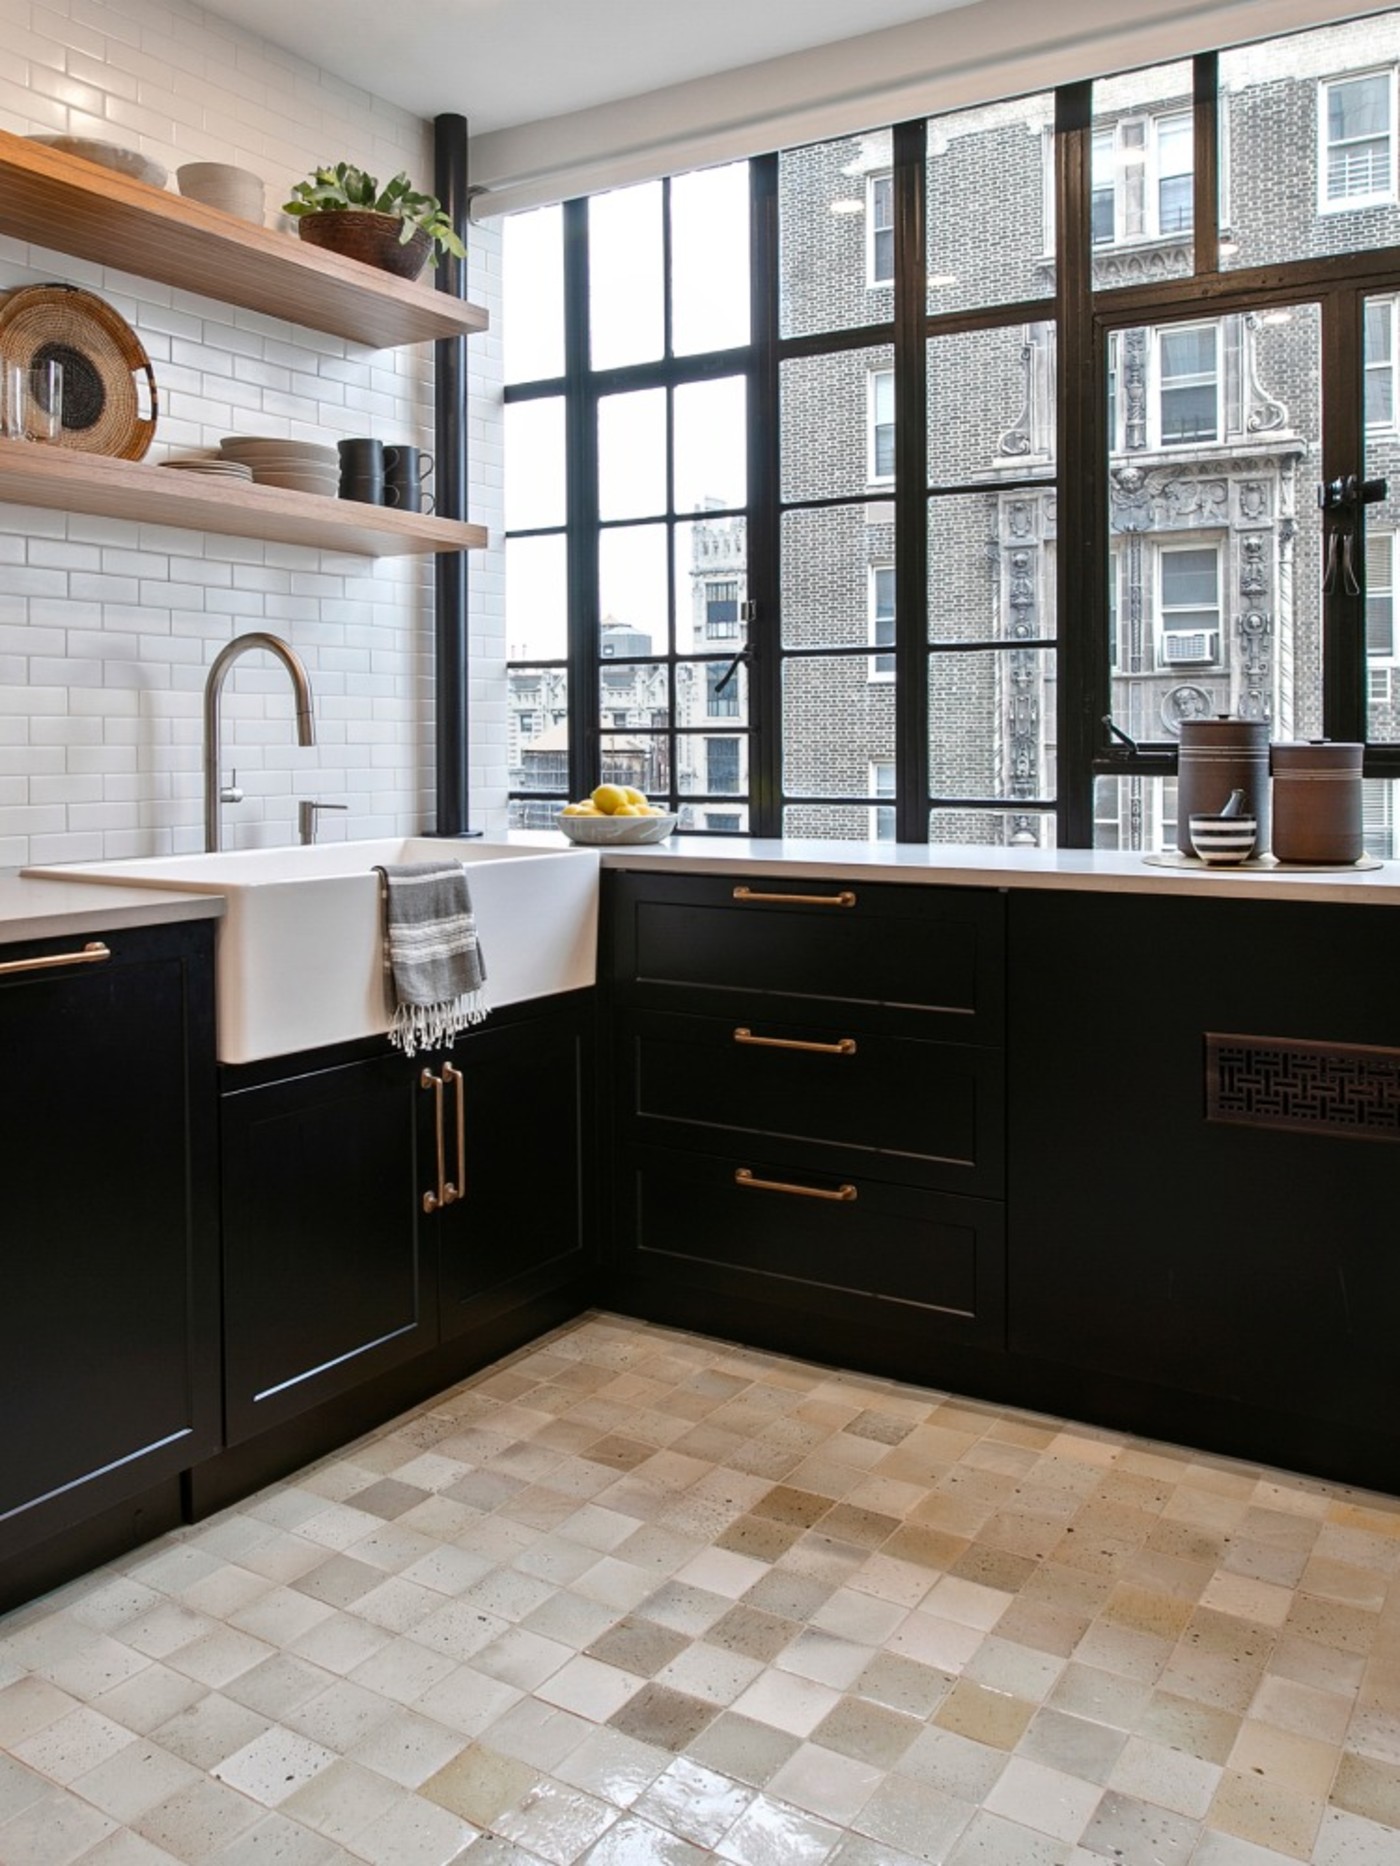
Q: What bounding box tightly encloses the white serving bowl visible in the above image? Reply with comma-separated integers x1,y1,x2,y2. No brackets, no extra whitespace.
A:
177,162,265,224
557,811,678,845
29,134,168,189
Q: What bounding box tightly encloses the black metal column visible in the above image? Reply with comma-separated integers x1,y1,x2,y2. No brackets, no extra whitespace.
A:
433,111,472,835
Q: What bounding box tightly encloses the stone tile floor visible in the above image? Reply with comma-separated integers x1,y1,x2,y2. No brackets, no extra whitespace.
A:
1,1312,1398,1866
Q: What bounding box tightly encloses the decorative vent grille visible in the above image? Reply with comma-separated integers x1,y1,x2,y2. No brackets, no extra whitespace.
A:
1206,1033,1400,1142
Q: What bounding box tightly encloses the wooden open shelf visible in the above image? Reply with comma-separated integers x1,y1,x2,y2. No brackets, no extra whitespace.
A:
0,132,489,351
0,440,487,557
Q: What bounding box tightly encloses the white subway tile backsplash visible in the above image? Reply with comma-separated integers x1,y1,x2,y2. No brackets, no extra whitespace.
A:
0,0,506,863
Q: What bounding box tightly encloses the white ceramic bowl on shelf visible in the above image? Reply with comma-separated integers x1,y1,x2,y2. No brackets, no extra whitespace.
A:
177,162,265,224
557,811,678,845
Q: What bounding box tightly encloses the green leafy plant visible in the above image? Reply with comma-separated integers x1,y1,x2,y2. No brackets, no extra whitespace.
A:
283,163,466,258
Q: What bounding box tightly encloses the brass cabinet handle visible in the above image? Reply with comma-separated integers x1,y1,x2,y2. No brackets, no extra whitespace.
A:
443,1061,465,1203
733,1026,856,1057
734,1167,857,1202
421,1067,449,1214
0,940,111,976
732,886,856,908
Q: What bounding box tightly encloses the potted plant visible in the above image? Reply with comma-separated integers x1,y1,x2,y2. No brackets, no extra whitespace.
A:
283,163,466,281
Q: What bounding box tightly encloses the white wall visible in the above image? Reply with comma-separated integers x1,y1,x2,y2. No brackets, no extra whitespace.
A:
0,0,505,867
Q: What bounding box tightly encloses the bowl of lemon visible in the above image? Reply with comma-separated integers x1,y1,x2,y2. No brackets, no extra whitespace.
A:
558,786,678,844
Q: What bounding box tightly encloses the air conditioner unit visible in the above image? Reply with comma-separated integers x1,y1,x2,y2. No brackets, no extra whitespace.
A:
1161,629,1219,666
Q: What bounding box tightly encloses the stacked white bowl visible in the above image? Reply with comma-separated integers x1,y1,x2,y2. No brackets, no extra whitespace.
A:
219,436,340,497
177,163,265,224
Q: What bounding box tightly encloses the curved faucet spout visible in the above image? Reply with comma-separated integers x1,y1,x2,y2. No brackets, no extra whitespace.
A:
203,631,316,852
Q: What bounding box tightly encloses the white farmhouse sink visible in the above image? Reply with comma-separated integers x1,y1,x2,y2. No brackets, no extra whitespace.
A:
26,839,600,1064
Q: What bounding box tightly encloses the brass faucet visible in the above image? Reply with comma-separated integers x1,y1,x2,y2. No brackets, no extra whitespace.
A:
203,632,315,852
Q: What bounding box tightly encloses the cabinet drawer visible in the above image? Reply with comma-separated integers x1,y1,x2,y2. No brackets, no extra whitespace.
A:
620,1009,1003,1197
618,1143,1005,1348
607,873,1004,1043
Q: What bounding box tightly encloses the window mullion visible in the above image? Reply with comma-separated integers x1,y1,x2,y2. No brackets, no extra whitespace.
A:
1056,81,1099,846
1194,52,1220,274
562,197,600,804
747,153,782,838
1325,284,1367,744
893,117,928,844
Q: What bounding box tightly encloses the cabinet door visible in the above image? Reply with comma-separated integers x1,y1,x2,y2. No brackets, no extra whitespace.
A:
1008,890,1400,1432
436,1008,590,1338
221,1052,434,1443
0,922,218,1559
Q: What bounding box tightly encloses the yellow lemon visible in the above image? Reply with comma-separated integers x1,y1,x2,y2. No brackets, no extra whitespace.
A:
622,786,648,806
613,803,644,816
591,783,630,815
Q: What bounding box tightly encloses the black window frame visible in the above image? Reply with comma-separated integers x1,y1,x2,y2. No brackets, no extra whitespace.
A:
502,23,1400,846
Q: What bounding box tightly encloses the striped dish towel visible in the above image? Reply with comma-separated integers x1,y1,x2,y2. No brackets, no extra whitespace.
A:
374,861,489,1055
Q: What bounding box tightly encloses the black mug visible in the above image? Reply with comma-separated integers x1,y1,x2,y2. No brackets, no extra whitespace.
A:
338,437,385,504
385,444,435,514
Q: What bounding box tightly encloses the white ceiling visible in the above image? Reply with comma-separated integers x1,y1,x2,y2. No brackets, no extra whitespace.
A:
198,0,976,134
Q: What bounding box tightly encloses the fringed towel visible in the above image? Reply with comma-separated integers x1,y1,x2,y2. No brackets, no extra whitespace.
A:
375,861,490,1056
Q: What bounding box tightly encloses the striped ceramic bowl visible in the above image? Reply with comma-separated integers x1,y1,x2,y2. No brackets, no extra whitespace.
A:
1189,813,1258,864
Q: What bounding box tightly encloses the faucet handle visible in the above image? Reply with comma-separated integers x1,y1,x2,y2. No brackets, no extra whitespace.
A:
298,799,348,845
220,768,243,805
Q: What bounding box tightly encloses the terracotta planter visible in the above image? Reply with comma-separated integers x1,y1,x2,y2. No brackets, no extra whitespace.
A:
294,211,433,281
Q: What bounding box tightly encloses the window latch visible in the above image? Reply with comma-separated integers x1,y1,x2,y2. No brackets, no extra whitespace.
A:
1317,474,1387,510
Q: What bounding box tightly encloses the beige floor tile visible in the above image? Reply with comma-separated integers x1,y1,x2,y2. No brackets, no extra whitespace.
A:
934,1679,1035,1751
1206,1768,1324,1860
419,1740,540,1825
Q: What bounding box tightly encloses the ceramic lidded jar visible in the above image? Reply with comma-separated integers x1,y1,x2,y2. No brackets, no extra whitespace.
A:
1177,716,1271,856
1270,740,1363,863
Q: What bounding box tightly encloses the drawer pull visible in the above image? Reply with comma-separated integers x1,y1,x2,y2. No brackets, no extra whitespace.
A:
0,940,111,977
732,886,857,908
734,1026,856,1057
734,1167,857,1202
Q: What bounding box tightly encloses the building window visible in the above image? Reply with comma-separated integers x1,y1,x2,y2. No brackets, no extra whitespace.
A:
869,565,896,678
869,759,896,840
705,578,740,637
706,737,740,793
1158,542,1222,666
1157,323,1219,445
706,811,742,832
1366,296,1395,427
1091,109,1194,246
869,368,895,481
868,171,894,284
706,661,741,717
1367,529,1395,660
1321,70,1395,208
517,712,536,737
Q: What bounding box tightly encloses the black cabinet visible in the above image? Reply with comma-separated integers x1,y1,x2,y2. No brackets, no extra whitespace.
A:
1007,889,1400,1485
219,994,593,1448
221,1049,434,1443
437,1011,590,1337
605,872,1007,1360
0,918,218,1600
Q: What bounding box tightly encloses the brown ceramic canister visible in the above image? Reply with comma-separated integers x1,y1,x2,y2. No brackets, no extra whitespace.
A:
1270,740,1363,864
1177,716,1271,856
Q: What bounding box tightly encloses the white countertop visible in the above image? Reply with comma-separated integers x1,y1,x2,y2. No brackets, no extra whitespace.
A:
590,835,1400,906
6,835,1398,946
0,873,225,945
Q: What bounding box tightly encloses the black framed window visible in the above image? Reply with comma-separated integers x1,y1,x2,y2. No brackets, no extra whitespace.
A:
502,8,1400,851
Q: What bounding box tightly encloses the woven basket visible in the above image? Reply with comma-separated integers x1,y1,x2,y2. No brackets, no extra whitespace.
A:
0,284,157,459
295,212,433,281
